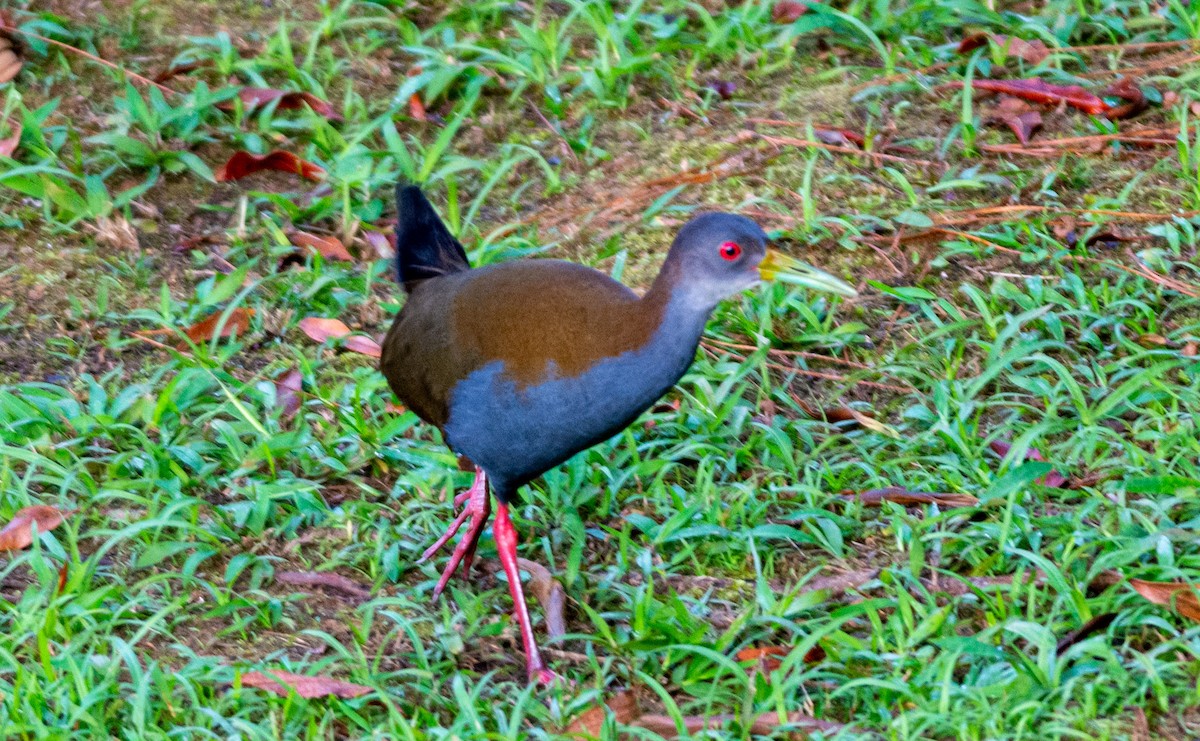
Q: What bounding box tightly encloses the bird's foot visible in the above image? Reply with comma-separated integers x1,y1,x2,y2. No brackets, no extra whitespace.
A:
418,468,491,599
530,666,569,688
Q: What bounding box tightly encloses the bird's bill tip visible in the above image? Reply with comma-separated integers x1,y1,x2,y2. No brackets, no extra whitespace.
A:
758,249,857,297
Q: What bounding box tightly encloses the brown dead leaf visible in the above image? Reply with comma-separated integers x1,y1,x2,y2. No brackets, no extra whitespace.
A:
91,215,139,251
290,230,353,261
772,1,808,23
813,127,866,148
181,308,254,345
795,398,898,437
989,96,1043,145
0,31,22,84
1055,612,1116,655
1183,342,1197,357
153,59,212,83
240,669,373,699
564,690,640,737
0,119,20,157
0,505,70,552
298,317,352,343
1136,333,1171,348
275,570,371,602
407,67,427,121
220,87,341,121
343,334,383,358
736,644,825,674
846,487,979,508
515,558,566,639
961,78,1108,116
361,228,395,260
958,33,1049,65
634,712,845,737
215,150,325,182
1130,579,1200,622
274,369,303,419
1102,77,1148,120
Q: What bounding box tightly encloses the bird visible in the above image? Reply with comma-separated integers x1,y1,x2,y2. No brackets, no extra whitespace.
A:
380,182,856,684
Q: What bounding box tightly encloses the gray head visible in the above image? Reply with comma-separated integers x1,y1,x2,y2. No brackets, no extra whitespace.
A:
658,212,855,311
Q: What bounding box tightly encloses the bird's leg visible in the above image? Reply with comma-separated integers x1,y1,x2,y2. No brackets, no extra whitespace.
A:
418,467,491,599
493,502,559,685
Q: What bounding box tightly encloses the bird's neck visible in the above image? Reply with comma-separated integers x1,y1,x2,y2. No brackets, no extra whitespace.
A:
635,262,716,381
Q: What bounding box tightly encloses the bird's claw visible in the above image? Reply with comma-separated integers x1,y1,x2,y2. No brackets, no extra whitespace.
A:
422,469,491,599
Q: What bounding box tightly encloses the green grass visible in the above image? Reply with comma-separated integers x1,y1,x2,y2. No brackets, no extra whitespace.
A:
1,0,1200,738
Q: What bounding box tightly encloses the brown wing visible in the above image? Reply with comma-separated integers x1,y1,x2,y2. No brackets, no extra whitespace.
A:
380,260,665,429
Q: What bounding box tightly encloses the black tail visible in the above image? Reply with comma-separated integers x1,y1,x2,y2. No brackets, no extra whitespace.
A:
394,183,471,293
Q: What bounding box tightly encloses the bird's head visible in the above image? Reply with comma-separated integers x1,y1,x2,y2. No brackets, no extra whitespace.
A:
661,212,856,310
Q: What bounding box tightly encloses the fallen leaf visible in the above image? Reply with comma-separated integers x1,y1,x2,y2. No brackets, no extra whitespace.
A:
957,32,990,54
963,78,1108,116
275,570,370,601
564,690,640,737
153,59,211,83
1055,612,1117,655
274,369,303,419
344,334,382,358
219,87,342,121
298,317,352,343
958,34,1050,65
1102,77,1148,120
215,150,325,182
515,558,566,639
796,398,898,437
1130,579,1200,622
181,308,254,345
0,505,69,552
846,487,979,508
1130,706,1150,741
1183,342,1197,357
772,1,808,23
361,228,395,259
240,669,372,699
707,79,736,100
407,67,427,122
634,712,845,737
385,400,406,414
989,96,1043,145
0,31,22,84
988,438,1068,487
736,644,825,674
1136,333,1171,348
289,230,353,261
91,215,139,251
813,127,866,148
0,120,20,157
56,561,69,594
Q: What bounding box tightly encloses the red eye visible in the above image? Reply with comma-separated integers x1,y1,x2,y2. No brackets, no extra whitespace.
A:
719,241,742,261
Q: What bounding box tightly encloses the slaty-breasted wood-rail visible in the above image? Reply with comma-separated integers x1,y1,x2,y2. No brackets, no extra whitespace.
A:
381,184,856,683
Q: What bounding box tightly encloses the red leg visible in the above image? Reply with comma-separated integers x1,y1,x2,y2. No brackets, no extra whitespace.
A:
418,467,491,599
494,502,559,685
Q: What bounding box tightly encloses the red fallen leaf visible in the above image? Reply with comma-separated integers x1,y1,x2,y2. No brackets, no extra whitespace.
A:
56,561,69,594
707,79,737,100
153,59,211,83
0,505,70,552
274,369,303,419
0,30,22,84
298,318,381,357
361,228,394,259
1055,612,1116,655
299,317,352,343
240,669,373,699
565,690,640,736
957,34,1050,65
0,120,20,157
1184,342,1198,357
289,230,353,261
344,334,382,358
215,150,325,182
772,0,808,23
635,711,844,737
814,127,866,148
989,439,1068,487
220,87,342,121
964,78,1108,116
407,67,427,122
181,308,255,345
736,644,825,674
1102,77,1148,120
1130,579,1200,622
385,400,406,414
846,487,979,508
989,96,1043,144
